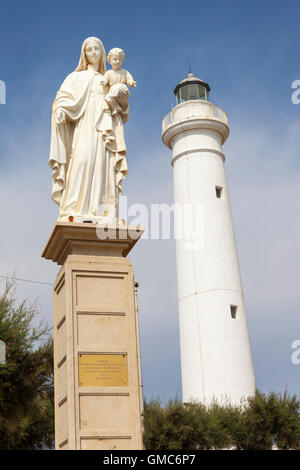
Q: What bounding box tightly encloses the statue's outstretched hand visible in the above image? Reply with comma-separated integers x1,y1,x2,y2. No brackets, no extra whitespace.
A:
128,79,137,87
56,108,66,124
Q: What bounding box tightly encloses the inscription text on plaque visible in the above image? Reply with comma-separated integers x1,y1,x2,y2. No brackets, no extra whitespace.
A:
78,354,128,387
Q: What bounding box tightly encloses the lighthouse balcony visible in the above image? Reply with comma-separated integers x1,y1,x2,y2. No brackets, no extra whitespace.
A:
162,100,228,134
162,100,229,149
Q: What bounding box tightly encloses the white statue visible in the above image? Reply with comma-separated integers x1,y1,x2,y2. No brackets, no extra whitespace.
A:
49,37,134,222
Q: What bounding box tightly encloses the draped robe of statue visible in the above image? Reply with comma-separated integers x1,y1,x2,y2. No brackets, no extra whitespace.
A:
49,70,129,221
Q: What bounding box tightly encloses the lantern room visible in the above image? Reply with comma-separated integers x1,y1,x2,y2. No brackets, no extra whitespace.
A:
174,72,210,105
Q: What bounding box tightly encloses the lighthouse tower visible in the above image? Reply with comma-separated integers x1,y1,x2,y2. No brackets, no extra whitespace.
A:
162,73,255,405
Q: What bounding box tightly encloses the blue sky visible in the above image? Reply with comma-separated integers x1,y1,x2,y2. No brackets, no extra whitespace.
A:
0,0,300,401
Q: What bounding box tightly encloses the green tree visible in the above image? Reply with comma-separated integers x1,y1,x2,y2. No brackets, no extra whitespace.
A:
0,280,54,449
238,390,300,450
143,391,300,450
143,398,234,450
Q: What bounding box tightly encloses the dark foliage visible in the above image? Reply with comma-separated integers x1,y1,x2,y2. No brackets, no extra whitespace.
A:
0,280,54,449
143,391,300,450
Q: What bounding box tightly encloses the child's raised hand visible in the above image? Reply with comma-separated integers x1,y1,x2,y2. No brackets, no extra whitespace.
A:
128,79,137,88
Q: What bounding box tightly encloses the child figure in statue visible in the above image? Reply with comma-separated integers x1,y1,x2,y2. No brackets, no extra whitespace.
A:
104,47,137,88
102,48,136,115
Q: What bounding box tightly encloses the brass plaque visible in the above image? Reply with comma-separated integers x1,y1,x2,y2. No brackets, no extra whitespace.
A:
78,354,128,387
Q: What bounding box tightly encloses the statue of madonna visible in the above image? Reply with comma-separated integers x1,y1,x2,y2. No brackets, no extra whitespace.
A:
49,37,130,222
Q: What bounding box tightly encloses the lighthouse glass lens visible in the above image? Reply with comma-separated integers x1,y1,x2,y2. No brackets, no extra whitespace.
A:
179,86,188,103
188,84,198,100
177,83,208,103
198,85,207,100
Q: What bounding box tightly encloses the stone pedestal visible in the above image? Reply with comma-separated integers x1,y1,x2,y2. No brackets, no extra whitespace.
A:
42,222,144,450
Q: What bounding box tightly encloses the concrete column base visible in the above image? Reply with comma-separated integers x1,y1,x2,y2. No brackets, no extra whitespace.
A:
42,222,144,450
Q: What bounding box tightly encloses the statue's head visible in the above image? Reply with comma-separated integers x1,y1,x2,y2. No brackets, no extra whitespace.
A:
75,37,106,75
107,48,125,71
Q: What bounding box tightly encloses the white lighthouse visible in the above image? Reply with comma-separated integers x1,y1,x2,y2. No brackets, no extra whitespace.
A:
162,72,255,405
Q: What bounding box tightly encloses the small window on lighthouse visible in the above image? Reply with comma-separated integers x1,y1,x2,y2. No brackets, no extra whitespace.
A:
215,186,222,198
230,305,237,319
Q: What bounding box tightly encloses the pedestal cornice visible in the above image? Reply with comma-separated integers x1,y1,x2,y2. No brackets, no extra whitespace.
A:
42,222,143,265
